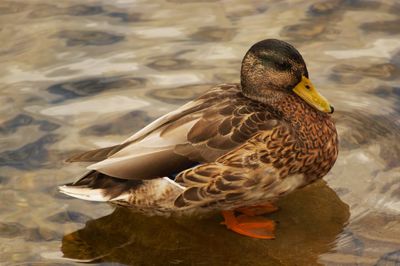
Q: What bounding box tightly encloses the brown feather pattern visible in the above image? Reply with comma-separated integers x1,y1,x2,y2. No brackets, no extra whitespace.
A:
63,39,339,214
173,92,338,210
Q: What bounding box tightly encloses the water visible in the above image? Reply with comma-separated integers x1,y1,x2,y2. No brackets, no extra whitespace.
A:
0,0,399,265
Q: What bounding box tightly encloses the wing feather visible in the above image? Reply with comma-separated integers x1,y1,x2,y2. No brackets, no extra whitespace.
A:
66,145,120,163
173,124,302,209
67,84,281,180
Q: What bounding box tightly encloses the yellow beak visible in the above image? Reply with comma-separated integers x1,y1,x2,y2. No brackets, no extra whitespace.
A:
293,76,334,113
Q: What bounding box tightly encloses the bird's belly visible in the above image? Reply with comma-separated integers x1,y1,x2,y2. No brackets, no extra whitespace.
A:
222,173,307,210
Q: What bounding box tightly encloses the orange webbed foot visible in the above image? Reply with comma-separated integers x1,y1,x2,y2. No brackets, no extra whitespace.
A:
221,210,276,239
236,202,279,216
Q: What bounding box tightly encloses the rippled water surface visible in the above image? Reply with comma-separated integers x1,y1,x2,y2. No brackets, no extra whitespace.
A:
1,0,399,265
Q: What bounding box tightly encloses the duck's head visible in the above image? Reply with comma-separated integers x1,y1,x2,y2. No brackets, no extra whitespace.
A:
241,39,334,114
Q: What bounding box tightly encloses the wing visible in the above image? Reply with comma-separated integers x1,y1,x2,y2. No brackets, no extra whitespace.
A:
67,85,232,163
68,84,279,180
173,124,302,209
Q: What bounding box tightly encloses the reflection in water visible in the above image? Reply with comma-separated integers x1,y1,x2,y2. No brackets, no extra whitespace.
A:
61,180,349,265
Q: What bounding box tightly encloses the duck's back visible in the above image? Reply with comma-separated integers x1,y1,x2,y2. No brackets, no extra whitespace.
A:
67,84,281,180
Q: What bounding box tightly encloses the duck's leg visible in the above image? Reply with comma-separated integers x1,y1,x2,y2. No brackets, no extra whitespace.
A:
221,210,275,239
235,202,279,216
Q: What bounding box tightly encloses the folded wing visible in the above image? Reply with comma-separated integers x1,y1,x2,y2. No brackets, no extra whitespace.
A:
67,84,279,180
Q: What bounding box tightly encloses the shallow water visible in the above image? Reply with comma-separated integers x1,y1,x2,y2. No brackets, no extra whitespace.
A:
0,0,399,265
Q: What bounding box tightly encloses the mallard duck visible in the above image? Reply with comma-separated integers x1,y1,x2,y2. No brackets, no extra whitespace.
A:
60,39,338,239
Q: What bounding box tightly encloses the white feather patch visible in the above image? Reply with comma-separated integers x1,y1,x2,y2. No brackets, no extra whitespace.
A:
59,185,111,202
273,174,305,196
163,177,186,190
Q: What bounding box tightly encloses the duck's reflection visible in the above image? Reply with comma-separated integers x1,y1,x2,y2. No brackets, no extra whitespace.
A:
61,180,349,265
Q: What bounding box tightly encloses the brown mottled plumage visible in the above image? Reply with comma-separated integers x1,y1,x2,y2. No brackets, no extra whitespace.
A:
60,39,338,237
173,88,337,209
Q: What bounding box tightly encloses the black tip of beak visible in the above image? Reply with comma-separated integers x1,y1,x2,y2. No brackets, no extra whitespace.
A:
329,105,334,114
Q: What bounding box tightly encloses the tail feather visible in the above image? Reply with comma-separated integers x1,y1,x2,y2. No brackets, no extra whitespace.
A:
59,185,121,202
59,171,143,201
59,171,185,210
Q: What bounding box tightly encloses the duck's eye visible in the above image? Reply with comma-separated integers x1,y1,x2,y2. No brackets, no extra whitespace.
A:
259,56,291,71
259,56,275,68
274,60,291,71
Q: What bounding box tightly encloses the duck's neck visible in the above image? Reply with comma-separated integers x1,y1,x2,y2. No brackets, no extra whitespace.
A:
243,88,330,130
